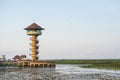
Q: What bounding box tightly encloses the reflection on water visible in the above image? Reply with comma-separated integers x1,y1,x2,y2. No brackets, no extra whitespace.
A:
0,64,120,80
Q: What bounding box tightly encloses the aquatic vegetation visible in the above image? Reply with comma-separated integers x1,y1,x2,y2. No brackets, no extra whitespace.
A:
0,62,17,67
0,65,120,80
54,59,120,70
81,61,120,70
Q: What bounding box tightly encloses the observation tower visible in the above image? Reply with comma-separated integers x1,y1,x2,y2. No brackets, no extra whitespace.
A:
4,23,55,67
24,23,44,61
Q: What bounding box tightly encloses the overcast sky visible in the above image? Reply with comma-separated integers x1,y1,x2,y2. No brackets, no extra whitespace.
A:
0,0,120,59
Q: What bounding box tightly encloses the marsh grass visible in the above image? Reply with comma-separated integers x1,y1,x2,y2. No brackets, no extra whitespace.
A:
54,59,120,70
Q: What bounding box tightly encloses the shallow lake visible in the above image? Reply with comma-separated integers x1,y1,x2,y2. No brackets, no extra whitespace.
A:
0,64,120,80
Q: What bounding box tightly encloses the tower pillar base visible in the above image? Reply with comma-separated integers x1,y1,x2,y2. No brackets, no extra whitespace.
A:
17,60,56,67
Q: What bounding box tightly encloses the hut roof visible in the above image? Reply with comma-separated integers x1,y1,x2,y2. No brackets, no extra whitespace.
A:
24,23,44,30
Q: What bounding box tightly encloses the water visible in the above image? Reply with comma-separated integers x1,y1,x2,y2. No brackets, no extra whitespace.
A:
0,64,120,80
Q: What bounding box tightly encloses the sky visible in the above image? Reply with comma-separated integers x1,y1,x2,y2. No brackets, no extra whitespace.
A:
0,0,120,59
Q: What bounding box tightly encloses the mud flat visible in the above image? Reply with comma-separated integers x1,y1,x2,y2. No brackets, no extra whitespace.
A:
0,64,120,80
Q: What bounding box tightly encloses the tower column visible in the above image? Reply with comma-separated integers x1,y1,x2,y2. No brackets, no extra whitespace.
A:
31,35,38,61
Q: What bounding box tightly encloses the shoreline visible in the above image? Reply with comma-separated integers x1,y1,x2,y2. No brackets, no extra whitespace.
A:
0,59,120,70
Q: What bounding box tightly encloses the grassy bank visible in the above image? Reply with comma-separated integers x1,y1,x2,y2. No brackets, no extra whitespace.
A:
0,63,17,67
0,61,17,67
54,59,120,70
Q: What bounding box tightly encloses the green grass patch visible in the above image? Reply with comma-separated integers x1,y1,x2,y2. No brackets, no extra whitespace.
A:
0,62,17,67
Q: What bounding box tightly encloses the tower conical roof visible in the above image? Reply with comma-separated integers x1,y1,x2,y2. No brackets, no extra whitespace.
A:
24,23,44,30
